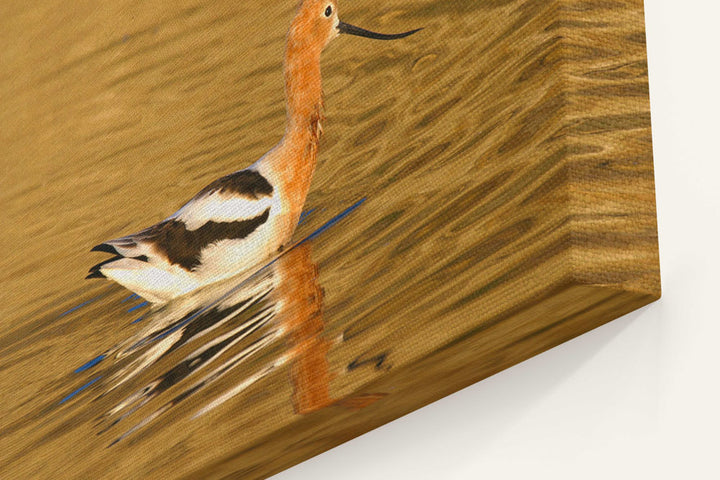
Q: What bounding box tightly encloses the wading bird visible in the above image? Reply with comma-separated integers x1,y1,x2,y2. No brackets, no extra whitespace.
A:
87,0,420,303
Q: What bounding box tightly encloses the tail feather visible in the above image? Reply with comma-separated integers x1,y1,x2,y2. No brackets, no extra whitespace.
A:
91,243,119,254
87,254,125,281
93,235,151,260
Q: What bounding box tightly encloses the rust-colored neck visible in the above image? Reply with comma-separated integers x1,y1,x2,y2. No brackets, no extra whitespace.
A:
272,21,325,225
284,32,324,140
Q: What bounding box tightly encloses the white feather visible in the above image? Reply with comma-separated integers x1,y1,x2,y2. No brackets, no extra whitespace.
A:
101,258,200,303
172,191,275,231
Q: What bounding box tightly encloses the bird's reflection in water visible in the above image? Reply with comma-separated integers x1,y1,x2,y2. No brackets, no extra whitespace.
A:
93,241,314,444
43,201,388,446
72,232,383,446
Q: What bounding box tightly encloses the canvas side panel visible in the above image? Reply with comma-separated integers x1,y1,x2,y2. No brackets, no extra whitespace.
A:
560,0,661,297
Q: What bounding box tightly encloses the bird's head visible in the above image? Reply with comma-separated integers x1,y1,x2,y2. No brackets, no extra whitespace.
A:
288,0,421,54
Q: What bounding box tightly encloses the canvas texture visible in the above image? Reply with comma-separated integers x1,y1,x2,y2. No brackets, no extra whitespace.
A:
0,0,658,478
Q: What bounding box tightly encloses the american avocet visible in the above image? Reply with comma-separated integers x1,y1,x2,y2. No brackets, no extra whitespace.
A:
87,1,420,303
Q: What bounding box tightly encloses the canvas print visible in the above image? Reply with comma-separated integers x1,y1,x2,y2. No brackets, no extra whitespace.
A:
1,0,659,478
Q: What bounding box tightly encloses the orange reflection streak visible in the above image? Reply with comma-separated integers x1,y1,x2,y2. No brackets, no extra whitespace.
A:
276,242,332,414
276,243,387,414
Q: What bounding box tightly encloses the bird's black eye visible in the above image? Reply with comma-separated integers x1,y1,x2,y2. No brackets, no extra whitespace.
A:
324,5,332,17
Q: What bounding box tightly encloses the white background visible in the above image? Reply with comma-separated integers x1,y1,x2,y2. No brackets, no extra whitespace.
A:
276,1,720,478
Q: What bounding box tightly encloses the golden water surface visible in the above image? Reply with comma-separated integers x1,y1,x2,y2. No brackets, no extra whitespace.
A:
0,0,579,478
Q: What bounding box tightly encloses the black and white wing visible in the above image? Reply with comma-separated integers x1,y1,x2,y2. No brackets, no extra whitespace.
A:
88,169,276,276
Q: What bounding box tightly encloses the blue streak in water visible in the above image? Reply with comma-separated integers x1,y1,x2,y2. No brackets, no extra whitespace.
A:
74,355,106,374
121,293,140,303
131,316,145,324
303,198,366,243
59,376,102,405
58,295,101,318
298,208,317,225
128,301,149,313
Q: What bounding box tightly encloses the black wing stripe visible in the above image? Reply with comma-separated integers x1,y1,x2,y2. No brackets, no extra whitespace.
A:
151,207,270,271
195,170,273,199
91,243,119,254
